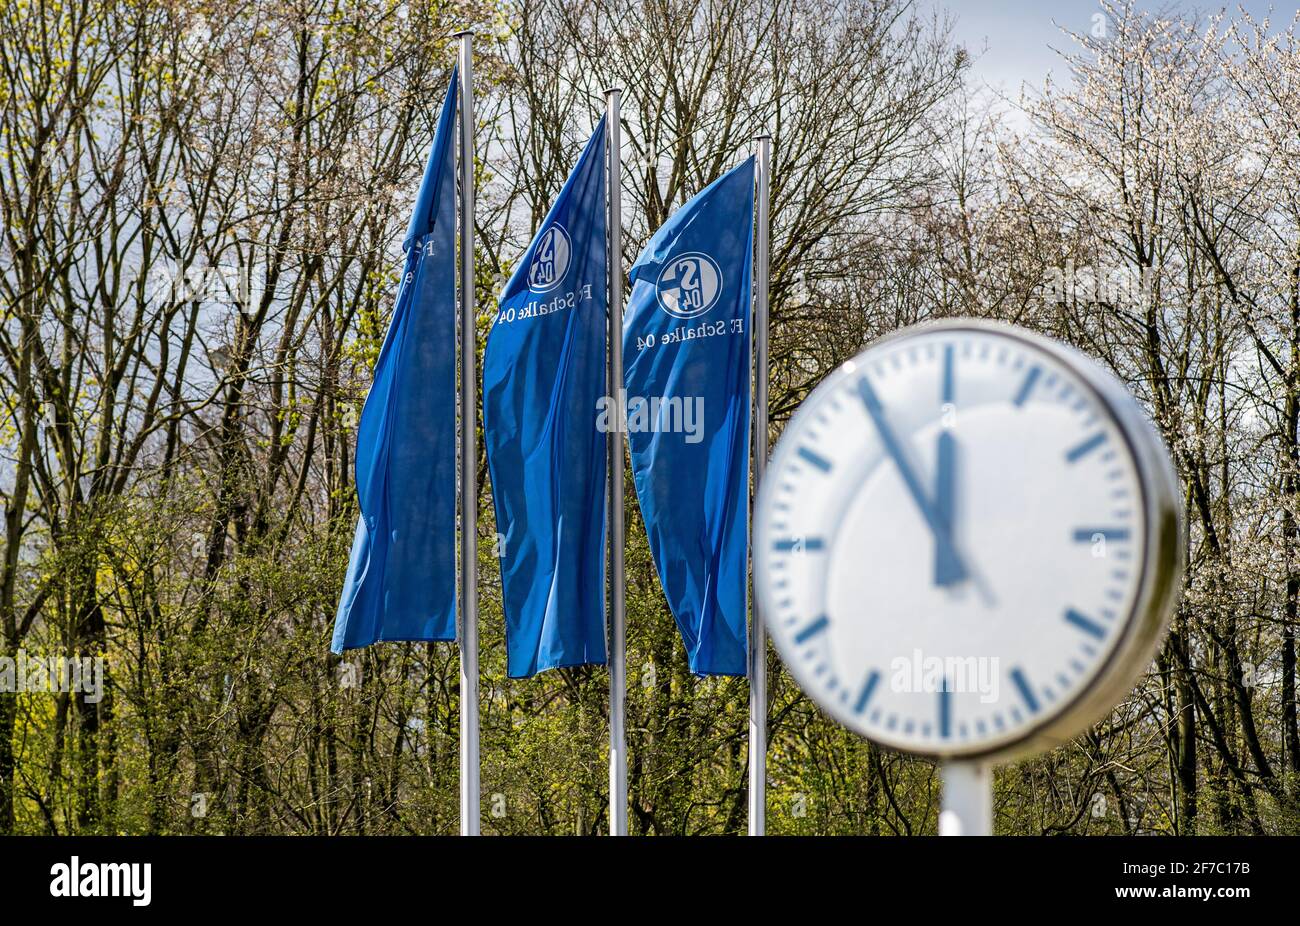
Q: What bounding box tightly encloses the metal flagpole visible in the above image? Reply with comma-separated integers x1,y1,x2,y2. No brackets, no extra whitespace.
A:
454,29,480,838
749,133,771,836
605,88,628,837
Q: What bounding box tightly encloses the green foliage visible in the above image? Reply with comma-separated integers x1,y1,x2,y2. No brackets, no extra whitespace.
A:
3,0,1300,836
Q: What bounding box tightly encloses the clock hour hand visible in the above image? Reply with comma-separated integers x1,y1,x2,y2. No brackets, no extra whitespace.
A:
855,376,968,585
933,430,962,586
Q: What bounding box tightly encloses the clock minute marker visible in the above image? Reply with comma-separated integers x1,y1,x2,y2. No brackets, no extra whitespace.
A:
794,614,830,645
1010,667,1040,713
1012,365,1041,407
854,670,881,714
1072,527,1131,542
1065,431,1108,463
942,343,955,404
796,446,833,473
939,678,952,738
773,537,824,553
1060,611,1102,639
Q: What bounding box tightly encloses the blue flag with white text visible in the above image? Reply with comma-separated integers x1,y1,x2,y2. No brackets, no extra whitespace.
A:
623,159,755,676
483,121,609,677
331,69,459,652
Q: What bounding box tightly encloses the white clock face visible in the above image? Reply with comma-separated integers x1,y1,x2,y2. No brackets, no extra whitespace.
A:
754,323,1156,758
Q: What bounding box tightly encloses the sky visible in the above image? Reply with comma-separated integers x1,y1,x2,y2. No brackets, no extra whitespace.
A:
936,0,1289,101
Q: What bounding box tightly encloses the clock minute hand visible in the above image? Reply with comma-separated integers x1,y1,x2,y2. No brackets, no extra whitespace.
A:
855,376,969,585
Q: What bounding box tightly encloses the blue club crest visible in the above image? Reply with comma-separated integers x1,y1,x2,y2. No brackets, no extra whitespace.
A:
655,252,722,318
527,224,572,292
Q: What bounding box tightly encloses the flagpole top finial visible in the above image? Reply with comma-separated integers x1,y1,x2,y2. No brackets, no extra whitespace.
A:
603,86,624,95
451,28,475,38
753,132,773,141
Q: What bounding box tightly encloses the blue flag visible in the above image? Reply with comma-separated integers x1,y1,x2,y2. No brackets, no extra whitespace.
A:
623,159,755,676
332,69,459,652
483,121,609,677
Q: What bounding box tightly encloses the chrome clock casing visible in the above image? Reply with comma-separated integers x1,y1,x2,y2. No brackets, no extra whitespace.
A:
753,319,1184,760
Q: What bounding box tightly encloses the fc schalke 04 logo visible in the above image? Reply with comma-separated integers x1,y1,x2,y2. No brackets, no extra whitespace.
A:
527,224,572,292
656,252,722,318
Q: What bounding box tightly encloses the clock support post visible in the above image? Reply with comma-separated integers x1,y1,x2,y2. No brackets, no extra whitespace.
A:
939,760,992,836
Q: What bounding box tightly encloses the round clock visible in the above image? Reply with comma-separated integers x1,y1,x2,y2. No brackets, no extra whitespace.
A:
753,320,1184,759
